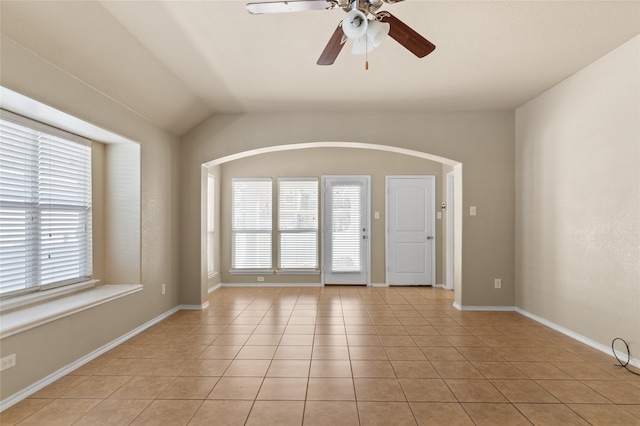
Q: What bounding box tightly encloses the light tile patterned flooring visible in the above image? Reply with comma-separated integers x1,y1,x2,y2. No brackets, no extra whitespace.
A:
3,286,640,425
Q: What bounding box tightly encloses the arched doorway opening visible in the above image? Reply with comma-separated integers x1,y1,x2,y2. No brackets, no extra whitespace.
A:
201,142,463,306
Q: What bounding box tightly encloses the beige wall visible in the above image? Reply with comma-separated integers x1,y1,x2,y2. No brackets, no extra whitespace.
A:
218,148,445,285
104,143,141,284
0,35,181,400
90,139,141,286
180,112,516,308
515,36,640,348
441,163,455,289
205,164,222,292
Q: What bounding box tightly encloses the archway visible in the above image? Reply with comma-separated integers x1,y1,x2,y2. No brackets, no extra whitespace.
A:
201,142,463,306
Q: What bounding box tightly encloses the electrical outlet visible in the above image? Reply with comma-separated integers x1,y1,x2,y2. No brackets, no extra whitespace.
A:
494,279,502,289
161,283,166,295
257,276,265,282
1,354,16,372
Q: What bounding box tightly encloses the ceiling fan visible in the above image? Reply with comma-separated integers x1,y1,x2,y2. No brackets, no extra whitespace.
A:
246,0,436,66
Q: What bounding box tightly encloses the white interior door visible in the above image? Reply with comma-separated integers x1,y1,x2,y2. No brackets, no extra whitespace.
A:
386,176,435,285
323,176,370,285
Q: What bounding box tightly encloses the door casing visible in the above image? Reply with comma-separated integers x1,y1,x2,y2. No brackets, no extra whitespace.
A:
385,175,436,286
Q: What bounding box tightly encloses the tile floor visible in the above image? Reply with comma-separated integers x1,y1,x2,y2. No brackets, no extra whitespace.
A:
2,286,640,425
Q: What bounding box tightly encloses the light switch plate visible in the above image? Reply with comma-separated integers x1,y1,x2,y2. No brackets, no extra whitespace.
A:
470,206,477,216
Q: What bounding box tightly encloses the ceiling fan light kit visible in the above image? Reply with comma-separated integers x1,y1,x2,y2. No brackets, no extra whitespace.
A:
246,0,435,66
342,9,368,38
366,19,390,47
351,35,374,55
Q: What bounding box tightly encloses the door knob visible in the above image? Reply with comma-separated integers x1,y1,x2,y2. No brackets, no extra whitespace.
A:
426,236,433,240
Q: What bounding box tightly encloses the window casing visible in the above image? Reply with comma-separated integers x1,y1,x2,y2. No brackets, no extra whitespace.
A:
0,110,92,297
278,178,318,271
232,178,272,270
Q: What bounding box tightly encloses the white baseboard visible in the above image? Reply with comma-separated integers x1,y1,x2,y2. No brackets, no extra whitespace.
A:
450,304,639,368
370,283,388,288
178,301,210,310
0,305,181,412
516,307,640,369
453,302,516,311
208,283,221,293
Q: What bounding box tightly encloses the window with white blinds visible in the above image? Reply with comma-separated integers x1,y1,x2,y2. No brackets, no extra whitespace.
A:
0,111,92,297
207,174,215,277
278,178,318,270
232,178,272,270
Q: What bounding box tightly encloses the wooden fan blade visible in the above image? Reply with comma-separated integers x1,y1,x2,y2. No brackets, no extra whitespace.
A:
247,0,336,15
380,12,435,58
317,24,347,65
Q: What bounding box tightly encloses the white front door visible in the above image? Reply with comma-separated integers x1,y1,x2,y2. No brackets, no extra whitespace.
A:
386,176,435,285
323,176,370,285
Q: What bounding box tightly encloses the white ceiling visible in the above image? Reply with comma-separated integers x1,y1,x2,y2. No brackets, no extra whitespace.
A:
1,1,639,136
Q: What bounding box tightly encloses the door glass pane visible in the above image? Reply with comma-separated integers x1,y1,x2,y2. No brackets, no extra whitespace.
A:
331,184,361,272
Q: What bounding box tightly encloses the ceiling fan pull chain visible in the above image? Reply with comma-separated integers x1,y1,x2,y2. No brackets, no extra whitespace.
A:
365,36,369,70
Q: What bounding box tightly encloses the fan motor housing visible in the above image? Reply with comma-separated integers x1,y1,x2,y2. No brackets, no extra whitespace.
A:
342,0,384,15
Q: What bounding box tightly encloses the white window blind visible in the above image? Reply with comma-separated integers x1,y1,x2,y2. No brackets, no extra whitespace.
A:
278,178,318,270
207,174,215,277
0,111,92,296
331,184,361,272
232,178,272,270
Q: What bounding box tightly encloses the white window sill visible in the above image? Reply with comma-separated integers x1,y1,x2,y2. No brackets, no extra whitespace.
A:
0,284,143,339
0,280,100,311
229,269,274,275
276,269,320,275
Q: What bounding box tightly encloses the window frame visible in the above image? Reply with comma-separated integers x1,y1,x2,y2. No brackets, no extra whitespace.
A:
277,177,319,273
231,177,273,273
0,109,93,298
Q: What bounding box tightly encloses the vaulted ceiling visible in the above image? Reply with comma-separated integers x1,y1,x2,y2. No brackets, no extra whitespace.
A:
1,1,639,136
